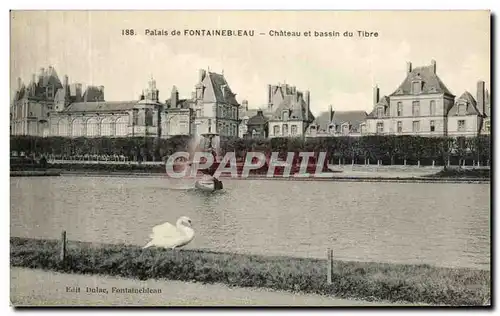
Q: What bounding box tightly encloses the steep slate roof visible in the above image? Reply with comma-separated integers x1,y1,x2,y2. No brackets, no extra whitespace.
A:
367,96,390,118
390,64,454,97
331,111,367,127
447,91,483,116
313,110,333,131
40,67,63,88
204,72,239,106
64,101,138,112
271,93,315,122
247,110,269,126
240,107,273,119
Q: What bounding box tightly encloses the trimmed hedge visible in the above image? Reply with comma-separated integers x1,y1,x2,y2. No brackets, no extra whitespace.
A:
10,135,491,166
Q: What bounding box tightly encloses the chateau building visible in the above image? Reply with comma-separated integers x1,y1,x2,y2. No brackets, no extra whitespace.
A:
192,69,240,137
365,60,489,137
265,83,315,138
11,66,244,139
12,61,488,140
244,110,269,138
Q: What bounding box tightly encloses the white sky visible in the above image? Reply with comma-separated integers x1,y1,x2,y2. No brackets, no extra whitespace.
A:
10,10,490,115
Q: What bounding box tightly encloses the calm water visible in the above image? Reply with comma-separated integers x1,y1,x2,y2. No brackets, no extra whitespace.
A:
10,176,490,270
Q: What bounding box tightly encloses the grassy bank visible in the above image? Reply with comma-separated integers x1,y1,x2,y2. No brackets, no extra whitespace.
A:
10,237,490,306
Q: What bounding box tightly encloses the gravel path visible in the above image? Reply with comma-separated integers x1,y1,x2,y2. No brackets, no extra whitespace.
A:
10,268,422,307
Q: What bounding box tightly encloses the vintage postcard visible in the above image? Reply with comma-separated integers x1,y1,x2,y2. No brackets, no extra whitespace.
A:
9,10,491,307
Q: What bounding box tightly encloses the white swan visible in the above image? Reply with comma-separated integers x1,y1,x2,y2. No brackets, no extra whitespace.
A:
143,216,195,250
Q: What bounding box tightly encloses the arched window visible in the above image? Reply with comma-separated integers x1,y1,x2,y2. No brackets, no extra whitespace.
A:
86,118,100,137
72,118,85,137
101,117,116,136
115,116,128,136
58,118,69,137
145,109,153,126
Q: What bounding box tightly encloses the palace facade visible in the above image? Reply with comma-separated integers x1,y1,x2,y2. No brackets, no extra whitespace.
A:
11,67,242,139
364,60,490,137
12,60,489,140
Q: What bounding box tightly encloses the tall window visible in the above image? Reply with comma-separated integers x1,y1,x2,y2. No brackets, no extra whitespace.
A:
397,121,402,133
58,118,69,137
458,104,466,115
273,125,280,135
196,109,201,117
145,109,153,126
101,117,115,136
283,110,289,121
412,81,421,94
86,118,100,137
377,107,384,117
397,102,403,116
412,120,420,132
115,116,128,136
283,124,289,136
412,101,420,116
430,120,435,132
291,125,297,135
376,122,384,134
72,118,85,137
430,100,436,116
133,110,139,125
458,120,466,132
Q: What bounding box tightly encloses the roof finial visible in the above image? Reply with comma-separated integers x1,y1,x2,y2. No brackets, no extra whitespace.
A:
221,69,224,76
207,66,210,72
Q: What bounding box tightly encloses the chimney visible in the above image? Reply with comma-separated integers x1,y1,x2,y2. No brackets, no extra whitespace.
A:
98,85,105,100
63,75,69,88
75,83,82,102
406,62,412,74
242,100,248,111
477,80,485,115
199,69,206,83
431,60,436,74
329,105,334,121
17,77,22,90
267,84,272,104
38,68,45,83
48,66,53,74
305,90,310,121
373,85,380,106
171,85,178,108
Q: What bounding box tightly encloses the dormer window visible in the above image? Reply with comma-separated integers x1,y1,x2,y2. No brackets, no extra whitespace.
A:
458,103,466,115
282,110,289,121
412,81,422,94
377,107,384,117
342,123,350,135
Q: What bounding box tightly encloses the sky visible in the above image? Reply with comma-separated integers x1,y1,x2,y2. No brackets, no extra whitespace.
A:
10,10,490,116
